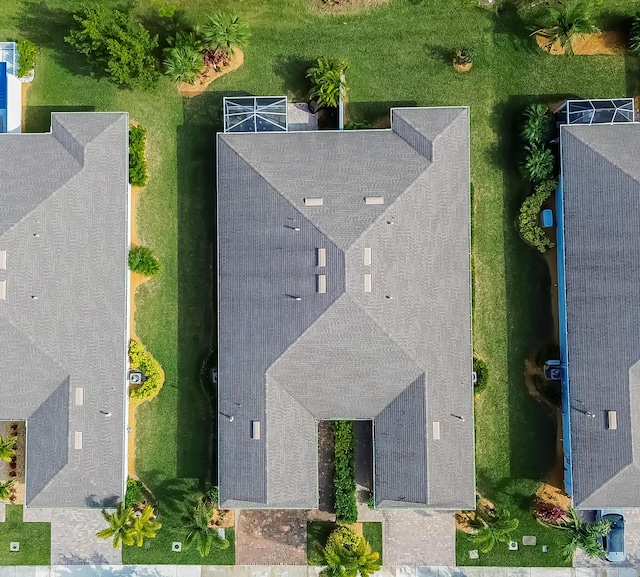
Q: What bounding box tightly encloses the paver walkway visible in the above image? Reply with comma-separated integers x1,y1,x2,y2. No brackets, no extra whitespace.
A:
236,510,307,565
383,509,456,566
22,507,121,565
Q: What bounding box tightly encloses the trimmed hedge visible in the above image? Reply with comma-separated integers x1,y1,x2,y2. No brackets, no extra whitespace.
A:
128,245,161,276
129,340,164,402
129,125,148,187
333,421,358,523
473,356,488,395
518,179,556,253
125,477,144,506
17,39,37,77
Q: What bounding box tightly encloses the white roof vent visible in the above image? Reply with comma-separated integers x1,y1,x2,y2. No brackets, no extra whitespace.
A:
432,421,441,440
607,410,617,430
364,273,372,293
0,250,6,270
317,248,326,267
363,247,372,266
0,281,6,300
317,274,327,294
75,388,84,406
251,421,261,440
365,196,384,205
75,432,83,450
304,197,324,206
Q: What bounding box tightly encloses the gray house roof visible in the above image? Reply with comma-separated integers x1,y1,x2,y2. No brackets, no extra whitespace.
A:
0,113,129,507
217,107,474,510
560,123,640,508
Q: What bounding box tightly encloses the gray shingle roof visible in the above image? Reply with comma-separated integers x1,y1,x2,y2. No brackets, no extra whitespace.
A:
560,123,640,508
217,107,474,510
0,113,129,508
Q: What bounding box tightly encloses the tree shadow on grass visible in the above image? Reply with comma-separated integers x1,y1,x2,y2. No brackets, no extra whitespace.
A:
16,0,94,79
345,100,416,128
490,2,539,54
24,105,94,133
144,471,198,516
273,55,314,102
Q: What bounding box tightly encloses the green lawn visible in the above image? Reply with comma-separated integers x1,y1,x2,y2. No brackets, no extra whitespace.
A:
0,506,50,565
307,522,382,566
1,0,639,567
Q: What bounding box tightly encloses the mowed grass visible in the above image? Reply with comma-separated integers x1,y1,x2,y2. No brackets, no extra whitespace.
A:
0,506,50,566
1,0,639,566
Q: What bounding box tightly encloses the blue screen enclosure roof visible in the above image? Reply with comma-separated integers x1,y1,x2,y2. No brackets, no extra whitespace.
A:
556,98,635,125
223,96,288,133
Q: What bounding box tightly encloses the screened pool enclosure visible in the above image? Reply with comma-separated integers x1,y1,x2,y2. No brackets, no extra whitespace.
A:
556,99,635,125
223,96,288,133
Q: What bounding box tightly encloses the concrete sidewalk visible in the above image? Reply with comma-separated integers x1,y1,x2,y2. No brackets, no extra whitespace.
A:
0,567,639,577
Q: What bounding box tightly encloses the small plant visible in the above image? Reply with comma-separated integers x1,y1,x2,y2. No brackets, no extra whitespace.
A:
129,339,164,402
128,246,161,276
522,103,551,147
307,58,348,109
125,477,145,507
166,31,205,53
151,0,176,18
345,120,373,130
473,356,489,394
163,45,205,84
17,39,37,77
185,501,230,557
333,420,358,523
97,502,135,549
131,504,162,547
202,13,250,56
322,525,381,577
203,47,230,71
535,502,566,524
0,435,17,463
522,145,554,183
129,125,148,187
630,13,640,54
533,0,598,55
518,179,556,252
470,508,519,553
0,478,16,502
454,48,473,66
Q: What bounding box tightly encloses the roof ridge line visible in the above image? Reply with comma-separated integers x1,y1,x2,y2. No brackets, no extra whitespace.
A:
394,107,466,156
563,127,640,188
266,377,315,419
218,136,344,247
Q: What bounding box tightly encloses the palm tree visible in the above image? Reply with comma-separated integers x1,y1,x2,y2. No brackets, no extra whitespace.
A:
131,504,162,547
533,0,598,55
560,508,610,561
202,14,250,56
163,46,205,84
0,478,15,502
470,508,519,553
0,435,17,463
185,502,229,557
96,502,135,549
307,58,348,109
321,525,381,577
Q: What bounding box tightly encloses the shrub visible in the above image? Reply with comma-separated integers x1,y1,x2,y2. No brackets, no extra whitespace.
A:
533,0,598,55
535,501,566,524
454,48,473,66
307,58,348,109
631,14,640,54
522,145,554,183
473,356,489,394
518,179,556,252
65,5,159,89
129,125,148,187
322,526,380,577
345,120,372,130
202,13,250,55
522,103,551,147
128,246,161,276
163,45,205,84
17,39,37,77
129,340,164,402
333,421,358,523
125,478,144,507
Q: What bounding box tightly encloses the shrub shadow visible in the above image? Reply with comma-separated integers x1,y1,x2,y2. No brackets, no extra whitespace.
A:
346,100,416,128
24,105,95,133
273,55,315,102
490,2,539,54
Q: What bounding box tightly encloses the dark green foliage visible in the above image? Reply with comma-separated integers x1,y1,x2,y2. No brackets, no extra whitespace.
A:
16,39,37,77
307,58,348,109
473,356,489,394
65,5,159,89
630,13,640,54
345,121,373,130
125,478,144,507
332,421,358,523
522,145,554,183
470,508,520,553
129,125,148,187
534,0,598,55
518,180,556,252
129,246,161,277
560,508,610,560
163,45,205,84
184,502,230,557
522,103,551,147
202,14,250,55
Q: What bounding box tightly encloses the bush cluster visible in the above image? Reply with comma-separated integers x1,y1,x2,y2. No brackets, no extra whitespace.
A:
521,104,554,183
473,356,489,395
128,246,161,276
630,13,640,54
518,179,556,253
17,39,37,77
129,125,148,187
333,421,358,523
129,340,164,402
125,477,144,507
